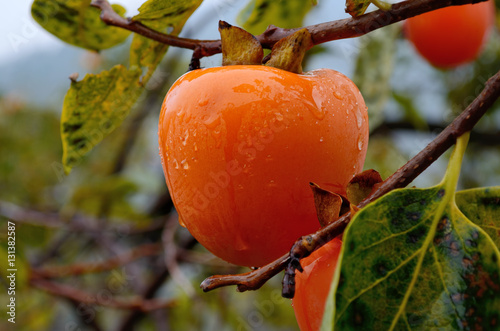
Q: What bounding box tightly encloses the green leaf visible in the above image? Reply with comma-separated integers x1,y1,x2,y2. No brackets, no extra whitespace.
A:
237,0,314,35
61,64,142,173
130,0,202,83
456,187,500,250
31,0,130,50
323,134,500,330
353,24,399,132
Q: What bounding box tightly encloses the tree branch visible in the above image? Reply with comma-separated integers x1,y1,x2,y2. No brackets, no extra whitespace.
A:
29,276,175,312
200,69,500,295
33,243,162,278
91,0,488,63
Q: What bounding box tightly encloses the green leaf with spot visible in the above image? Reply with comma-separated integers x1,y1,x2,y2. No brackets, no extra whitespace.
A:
237,0,314,35
353,24,399,131
31,0,130,50
322,134,500,330
130,0,202,83
456,187,500,250
61,64,142,174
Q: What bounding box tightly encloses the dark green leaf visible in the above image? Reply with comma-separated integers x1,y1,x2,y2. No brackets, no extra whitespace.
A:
238,0,314,35
456,187,500,250
61,65,142,173
323,135,500,330
130,0,202,83
353,24,399,131
31,0,130,50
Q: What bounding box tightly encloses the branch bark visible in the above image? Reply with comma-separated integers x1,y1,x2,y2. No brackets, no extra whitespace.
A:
200,69,500,295
91,0,488,63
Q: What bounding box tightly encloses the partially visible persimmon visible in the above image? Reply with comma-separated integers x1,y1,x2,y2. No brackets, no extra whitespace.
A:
158,65,368,267
404,1,495,68
293,237,343,331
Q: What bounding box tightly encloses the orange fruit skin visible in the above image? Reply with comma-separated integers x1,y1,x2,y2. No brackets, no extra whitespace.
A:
405,1,495,68
293,238,343,331
158,65,368,267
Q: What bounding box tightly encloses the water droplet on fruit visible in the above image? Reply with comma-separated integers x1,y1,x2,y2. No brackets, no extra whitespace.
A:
198,98,209,107
193,143,198,152
204,113,221,129
182,129,189,146
310,91,326,120
356,112,363,129
319,137,324,143
333,91,343,100
178,216,186,227
357,136,364,151
268,180,277,187
275,112,284,121
173,159,179,169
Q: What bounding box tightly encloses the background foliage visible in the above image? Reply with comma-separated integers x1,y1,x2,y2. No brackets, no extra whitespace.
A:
0,0,499,330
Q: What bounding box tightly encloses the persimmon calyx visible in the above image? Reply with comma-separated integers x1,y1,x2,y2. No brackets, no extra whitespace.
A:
265,28,313,74
219,21,263,66
310,183,350,227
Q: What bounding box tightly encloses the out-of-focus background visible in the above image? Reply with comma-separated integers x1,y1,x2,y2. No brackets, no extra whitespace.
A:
1,0,499,330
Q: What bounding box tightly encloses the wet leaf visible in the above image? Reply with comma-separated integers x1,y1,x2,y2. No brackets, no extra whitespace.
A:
61,65,142,174
265,28,313,74
456,187,500,250
346,169,383,206
219,21,263,66
353,24,399,131
322,134,500,330
130,0,202,83
31,0,130,50
310,183,349,227
238,0,314,35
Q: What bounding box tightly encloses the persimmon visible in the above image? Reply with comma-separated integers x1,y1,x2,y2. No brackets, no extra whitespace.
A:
293,237,343,331
404,0,495,68
158,65,368,267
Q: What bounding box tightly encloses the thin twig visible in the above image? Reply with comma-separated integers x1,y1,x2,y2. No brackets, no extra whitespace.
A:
200,69,500,295
91,0,487,63
30,277,176,312
33,243,162,278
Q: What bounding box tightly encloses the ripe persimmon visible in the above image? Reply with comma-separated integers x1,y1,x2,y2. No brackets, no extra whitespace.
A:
404,1,495,68
293,237,343,331
158,65,368,267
